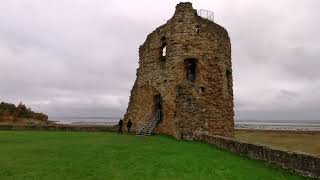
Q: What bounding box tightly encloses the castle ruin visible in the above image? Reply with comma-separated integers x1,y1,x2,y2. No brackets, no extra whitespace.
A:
123,2,234,139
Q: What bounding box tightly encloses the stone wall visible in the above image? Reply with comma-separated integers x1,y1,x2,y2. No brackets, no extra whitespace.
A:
0,125,117,132
200,133,320,178
123,2,234,140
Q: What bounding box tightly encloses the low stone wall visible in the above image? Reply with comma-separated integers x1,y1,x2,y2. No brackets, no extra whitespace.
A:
0,124,117,132
200,134,320,178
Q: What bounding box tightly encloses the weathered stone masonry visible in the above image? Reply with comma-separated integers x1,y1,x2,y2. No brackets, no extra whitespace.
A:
124,2,234,139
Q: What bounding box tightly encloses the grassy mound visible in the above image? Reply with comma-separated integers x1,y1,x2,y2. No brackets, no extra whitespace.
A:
0,131,309,180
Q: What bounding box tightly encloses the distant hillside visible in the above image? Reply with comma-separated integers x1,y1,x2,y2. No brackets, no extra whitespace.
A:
0,102,50,125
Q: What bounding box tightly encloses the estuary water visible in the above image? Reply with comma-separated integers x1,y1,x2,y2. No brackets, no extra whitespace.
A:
50,117,320,131
49,117,120,126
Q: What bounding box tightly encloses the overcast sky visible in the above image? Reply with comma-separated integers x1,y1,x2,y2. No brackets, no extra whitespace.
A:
0,0,319,121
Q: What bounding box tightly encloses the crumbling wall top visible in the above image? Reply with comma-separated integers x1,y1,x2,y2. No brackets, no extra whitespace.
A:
175,2,194,13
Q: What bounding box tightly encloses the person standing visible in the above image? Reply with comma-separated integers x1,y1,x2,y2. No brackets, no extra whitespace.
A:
127,119,132,133
118,119,123,134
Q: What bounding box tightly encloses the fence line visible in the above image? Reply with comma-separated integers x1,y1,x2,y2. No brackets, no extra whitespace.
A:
197,9,214,22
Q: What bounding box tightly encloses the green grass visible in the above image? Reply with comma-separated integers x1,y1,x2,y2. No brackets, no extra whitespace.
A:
0,131,310,180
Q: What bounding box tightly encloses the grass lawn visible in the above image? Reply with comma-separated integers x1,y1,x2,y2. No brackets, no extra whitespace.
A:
0,131,310,180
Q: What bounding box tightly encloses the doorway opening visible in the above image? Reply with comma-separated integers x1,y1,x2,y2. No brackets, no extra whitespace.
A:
154,94,163,121
184,58,198,82
226,69,232,94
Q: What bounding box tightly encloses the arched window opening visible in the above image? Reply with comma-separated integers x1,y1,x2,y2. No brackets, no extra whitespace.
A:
160,37,167,62
154,94,163,121
200,87,205,93
226,69,232,93
195,25,200,34
162,45,167,57
185,58,198,82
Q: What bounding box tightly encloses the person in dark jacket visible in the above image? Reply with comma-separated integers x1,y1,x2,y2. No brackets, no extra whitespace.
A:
127,119,132,133
118,119,123,134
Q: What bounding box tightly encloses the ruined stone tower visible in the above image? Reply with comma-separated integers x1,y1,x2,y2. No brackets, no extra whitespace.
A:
124,2,234,139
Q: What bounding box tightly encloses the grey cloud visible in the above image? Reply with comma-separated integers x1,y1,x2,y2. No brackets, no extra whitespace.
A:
0,0,319,121
278,89,299,100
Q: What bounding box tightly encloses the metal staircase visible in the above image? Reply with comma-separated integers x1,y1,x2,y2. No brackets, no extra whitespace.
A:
136,110,161,136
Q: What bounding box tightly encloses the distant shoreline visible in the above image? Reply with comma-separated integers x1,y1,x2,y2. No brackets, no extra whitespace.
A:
50,118,320,131
235,122,320,131
69,121,118,126
49,117,119,126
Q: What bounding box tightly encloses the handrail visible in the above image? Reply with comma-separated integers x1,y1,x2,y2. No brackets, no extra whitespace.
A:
135,93,168,131
197,9,214,22
148,110,161,135
137,107,154,132
135,102,154,127
137,110,161,135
